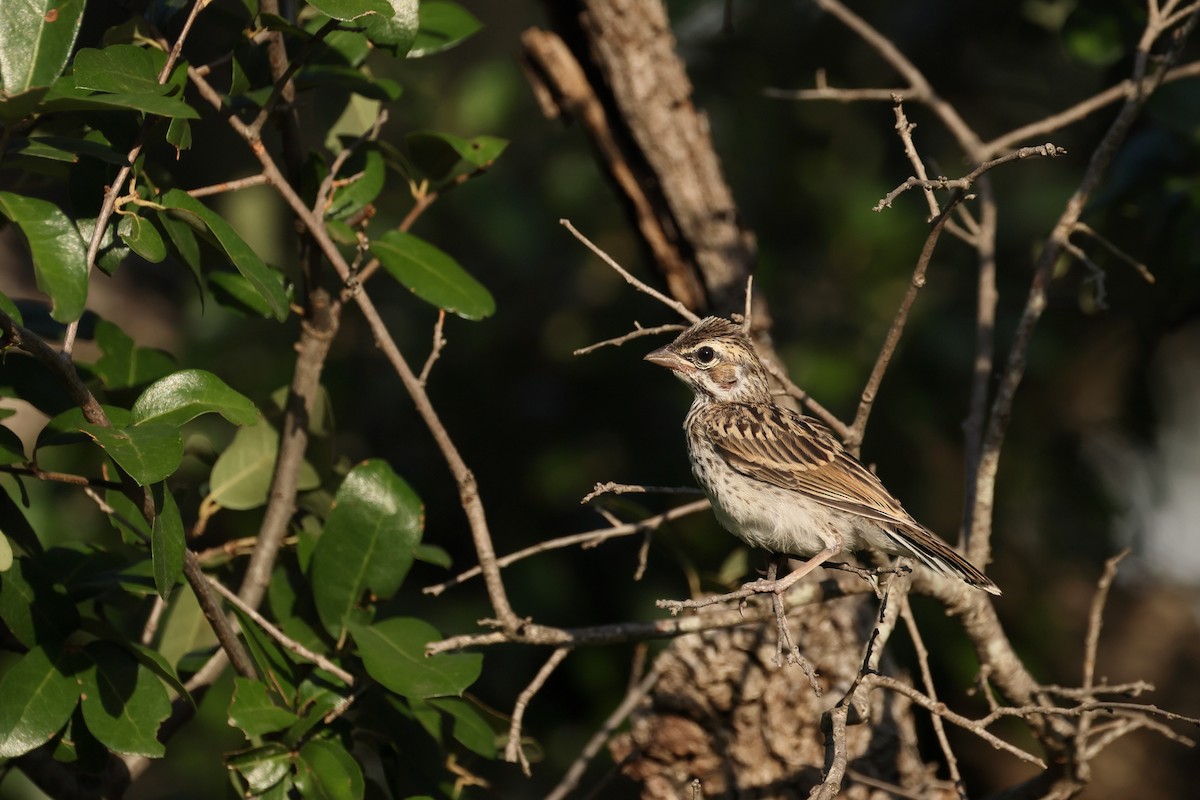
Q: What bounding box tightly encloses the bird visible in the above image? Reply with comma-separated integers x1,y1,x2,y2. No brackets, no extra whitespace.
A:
644,316,1000,596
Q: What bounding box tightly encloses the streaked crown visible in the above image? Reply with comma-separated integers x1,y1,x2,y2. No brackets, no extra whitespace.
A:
645,317,772,403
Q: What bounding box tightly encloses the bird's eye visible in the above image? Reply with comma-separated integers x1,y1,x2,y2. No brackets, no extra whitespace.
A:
695,346,716,365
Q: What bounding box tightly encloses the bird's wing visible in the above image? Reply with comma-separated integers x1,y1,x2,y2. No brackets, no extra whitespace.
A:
698,403,919,529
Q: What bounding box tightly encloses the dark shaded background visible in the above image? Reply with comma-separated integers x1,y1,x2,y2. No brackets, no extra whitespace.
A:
3,1,1199,798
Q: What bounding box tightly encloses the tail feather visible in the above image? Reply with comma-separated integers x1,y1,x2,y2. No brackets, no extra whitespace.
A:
885,526,1001,595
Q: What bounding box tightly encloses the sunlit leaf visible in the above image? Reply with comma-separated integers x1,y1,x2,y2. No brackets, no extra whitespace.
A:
0,643,82,757
0,192,88,323
228,677,299,737
151,487,185,600
79,423,183,486
0,0,85,94
311,460,423,641
371,231,494,320
351,618,480,700
131,369,258,428
409,1,482,58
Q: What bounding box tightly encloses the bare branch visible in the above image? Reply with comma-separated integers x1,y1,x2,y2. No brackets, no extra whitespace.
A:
573,323,686,356
560,218,701,324
506,647,570,775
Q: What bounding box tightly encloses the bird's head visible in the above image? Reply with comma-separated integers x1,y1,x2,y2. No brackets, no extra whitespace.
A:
645,317,771,403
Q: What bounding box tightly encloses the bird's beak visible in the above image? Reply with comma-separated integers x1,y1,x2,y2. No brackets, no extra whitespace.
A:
644,346,692,372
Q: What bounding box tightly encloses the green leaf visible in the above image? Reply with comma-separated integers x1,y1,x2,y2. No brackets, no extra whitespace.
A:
6,134,127,166
79,423,183,486
227,742,293,795
0,290,23,325
78,641,170,757
231,606,299,703
166,116,191,154
0,192,88,323
294,739,364,800
294,65,402,102
406,131,507,181
36,405,132,450
156,210,202,276
358,0,418,56
228,677,299,737
413,543,451,569
327,145,385,219
351,618,480,700
307,0,393,22
207,270,289,318
41,76,198,118
207,421,320,511
409,2,482,58
0,423,24,465
131,369,258,428
117,213,167,263
151,487,184,600
426,697,497,758
160,189,289,320
91,319,176,390
371,231,494,320
0,557,79,647
73,45,170,96
311,460,423,641
0,535,10,572
0,643,83,757
0,0,85,93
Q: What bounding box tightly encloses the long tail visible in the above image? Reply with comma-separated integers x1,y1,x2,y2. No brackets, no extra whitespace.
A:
884,525,1001,595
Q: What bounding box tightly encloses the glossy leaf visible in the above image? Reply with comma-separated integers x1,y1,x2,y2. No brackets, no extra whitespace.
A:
307,0,393,21
0,643,82,757
228,742,293,795
118,213,167,263
166,116,192,155
73,45,170,96
409,2,482,58
207,270,288,318
0,534,11,572
0,192,88,323
91,319,176,390
311,460,423,640
160,189,289,320
79,641,170,757
228,677,299,737
371,231,494,320
79,423,183,486
351,618,481,700
294,739,364,800
151,487,184,600
359,0,418,56
0,0,85,93
131,369,258,428
208,421,321,511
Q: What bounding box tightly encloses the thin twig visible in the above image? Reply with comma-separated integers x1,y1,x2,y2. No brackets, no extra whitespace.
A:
544,657,665,800
573,323,685,356
418,309,447,387
560,218,701,324
1073,222,1156,283
581,482,704,504
187,173,270,198
506,647,570,775
206,575,355,686
900,598,964,796
423,499,710,597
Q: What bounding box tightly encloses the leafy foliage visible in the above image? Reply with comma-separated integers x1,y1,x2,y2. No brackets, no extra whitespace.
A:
0,1,502,797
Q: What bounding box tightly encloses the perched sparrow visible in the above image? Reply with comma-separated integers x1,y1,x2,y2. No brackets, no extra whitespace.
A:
645,316,1000,595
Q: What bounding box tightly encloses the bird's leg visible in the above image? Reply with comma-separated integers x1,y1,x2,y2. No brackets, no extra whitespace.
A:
743,532,844,596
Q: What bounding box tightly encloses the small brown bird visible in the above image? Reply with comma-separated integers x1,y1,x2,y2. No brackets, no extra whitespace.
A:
645,316,1000,595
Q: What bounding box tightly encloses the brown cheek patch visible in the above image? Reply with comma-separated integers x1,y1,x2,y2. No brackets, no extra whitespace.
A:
711,364,738,388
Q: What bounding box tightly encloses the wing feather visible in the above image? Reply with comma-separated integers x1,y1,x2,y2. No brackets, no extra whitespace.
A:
698,403,919,529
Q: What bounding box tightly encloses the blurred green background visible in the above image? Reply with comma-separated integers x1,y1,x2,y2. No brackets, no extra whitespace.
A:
3,1,1199,797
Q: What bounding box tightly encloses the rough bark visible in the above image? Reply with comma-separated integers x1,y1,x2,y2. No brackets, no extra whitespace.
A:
610,597,940,799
